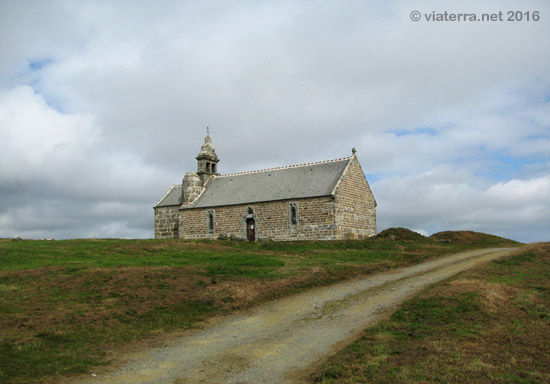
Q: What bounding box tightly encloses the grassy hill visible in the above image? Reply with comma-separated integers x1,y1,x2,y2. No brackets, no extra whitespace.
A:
312,242,550,383
0,231,519,383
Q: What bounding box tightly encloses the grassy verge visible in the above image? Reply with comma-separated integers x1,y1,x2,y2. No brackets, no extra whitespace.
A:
0,229,519,383
311,242,549,384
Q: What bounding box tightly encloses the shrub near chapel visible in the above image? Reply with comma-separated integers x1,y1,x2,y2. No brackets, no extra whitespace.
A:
154,135,376,241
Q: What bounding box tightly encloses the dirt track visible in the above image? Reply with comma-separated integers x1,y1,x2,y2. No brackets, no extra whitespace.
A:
79,247,518,384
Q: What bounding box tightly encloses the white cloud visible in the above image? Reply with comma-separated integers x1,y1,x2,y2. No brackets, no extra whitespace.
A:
484,177,550,205
0,85,96,179
0,85,166,239
373,169,550,242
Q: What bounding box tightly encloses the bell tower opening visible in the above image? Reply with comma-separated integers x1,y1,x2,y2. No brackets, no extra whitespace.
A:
196,130,219,186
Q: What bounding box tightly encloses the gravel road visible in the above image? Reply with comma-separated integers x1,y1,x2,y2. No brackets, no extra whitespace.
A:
79,247,517,384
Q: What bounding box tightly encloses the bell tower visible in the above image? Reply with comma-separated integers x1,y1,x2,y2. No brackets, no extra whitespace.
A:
196,130,219,186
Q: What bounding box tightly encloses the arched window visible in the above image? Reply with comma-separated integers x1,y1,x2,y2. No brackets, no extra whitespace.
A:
247,207,254,215
289,203,298,226
207,211,214,233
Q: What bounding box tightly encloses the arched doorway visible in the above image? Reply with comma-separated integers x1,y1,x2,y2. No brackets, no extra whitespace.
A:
246,218,256,242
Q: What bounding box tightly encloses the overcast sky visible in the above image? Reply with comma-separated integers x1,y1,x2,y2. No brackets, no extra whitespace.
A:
1,0,549,242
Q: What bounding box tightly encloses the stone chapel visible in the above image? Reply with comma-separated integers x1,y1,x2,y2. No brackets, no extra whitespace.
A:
154,135,376,241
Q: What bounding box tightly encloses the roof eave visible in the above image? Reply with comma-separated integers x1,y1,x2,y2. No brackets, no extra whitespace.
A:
179,194,334,210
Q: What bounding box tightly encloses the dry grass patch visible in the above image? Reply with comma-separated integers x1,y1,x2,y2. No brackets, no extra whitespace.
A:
433,278,514,313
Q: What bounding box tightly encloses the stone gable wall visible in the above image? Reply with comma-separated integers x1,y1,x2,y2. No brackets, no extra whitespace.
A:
178,196,337,241
154,206,180,239
333,156,376,239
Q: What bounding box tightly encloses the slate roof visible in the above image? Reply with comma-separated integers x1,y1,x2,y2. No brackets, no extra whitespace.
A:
183,157,352,209
154,185,183,207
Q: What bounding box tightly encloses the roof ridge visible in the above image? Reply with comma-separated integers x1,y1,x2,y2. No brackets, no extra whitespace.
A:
217,156,353,178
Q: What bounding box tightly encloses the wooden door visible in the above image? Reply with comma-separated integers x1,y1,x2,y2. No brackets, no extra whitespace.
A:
246,218,255,242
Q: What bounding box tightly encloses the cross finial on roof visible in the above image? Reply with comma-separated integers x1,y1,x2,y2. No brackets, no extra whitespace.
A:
206,126,210,136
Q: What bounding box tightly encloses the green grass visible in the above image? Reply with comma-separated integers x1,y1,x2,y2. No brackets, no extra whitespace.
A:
0,239,278,272
0,301,216,382
315,292,488,383
0,232,520,384
312,243,550,384
390,292,483,340
0,233,517,272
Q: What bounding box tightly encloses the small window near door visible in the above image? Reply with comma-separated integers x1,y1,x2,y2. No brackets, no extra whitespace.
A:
207,211,214,233
289,203,298,226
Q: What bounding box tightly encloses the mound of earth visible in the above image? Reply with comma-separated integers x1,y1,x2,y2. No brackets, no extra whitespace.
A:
429,230,519,245
376,228,427,242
